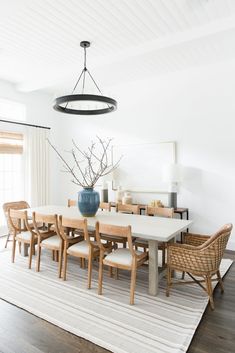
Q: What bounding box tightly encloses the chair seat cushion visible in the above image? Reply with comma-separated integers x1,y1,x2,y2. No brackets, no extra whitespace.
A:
104,248,143,267
16,231,32,242
67,240,91,256
41,235,61,249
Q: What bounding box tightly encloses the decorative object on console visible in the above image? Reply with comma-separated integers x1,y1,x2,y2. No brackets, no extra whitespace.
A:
162,163,183,209
47,137,121,217
100,186,108,203
149,200,164,208
116,186,123,203
122,191,132,205
53,41,117,116
100,179,109,203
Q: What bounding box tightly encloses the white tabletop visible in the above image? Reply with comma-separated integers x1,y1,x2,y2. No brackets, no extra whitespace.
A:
27,205,193,242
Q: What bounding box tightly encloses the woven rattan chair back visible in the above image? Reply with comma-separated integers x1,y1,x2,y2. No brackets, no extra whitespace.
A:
198,223,233,271
166,223,233,309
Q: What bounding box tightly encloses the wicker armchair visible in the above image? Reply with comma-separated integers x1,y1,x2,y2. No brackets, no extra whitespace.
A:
166,223,233,310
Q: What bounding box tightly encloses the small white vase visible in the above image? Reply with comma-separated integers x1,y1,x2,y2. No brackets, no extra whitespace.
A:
122,192,132,205
116,186,123,203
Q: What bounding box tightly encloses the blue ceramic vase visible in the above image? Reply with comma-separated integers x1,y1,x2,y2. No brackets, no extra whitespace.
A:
78,187,100,217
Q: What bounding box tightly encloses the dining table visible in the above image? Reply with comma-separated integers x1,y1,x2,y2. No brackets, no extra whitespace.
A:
25,205,193,296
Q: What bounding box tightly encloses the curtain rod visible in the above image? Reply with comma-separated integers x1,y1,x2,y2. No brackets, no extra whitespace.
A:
0,118,51,130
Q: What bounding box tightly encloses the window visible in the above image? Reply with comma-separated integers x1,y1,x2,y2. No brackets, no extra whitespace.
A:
0,98,26,122
0,131,24,226
0,131,23,154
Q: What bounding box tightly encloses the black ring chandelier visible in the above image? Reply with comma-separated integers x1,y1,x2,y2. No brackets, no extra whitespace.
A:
53,41,117,115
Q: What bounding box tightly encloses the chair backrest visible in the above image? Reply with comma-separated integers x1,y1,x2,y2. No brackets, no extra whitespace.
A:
199,223,233,269
8,209,29,233
3,201,30,234
67,199,77,207
32,212,59,236
58,216,88,241
95,221,134,254
146,206,174,218
116,203,140,215
99,202,111,211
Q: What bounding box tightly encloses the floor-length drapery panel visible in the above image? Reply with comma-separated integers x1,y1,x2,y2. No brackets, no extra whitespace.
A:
24,127,49,206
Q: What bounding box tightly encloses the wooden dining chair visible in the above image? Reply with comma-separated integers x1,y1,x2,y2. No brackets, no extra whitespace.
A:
98,202,122,248
111,203,141,249
116,203,140,215
96,222,148,305
59,216,107,288
166,224,233,310
3,201,30,249
67,199,77,207
99,202,111,211
32,212,63,276
134,206,174,267
8,209,36,269
67,198,89,242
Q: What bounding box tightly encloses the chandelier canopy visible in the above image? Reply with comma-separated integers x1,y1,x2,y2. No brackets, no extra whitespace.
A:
53,41,117,115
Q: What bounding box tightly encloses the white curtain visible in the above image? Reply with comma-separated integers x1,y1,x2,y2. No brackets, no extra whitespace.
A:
24,127,50,206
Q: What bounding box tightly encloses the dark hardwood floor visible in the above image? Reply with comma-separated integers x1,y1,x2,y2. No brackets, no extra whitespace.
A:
0,251,234,353
188,252,235,353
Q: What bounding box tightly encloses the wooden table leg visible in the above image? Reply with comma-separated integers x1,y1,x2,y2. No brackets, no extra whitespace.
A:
148,239,158,296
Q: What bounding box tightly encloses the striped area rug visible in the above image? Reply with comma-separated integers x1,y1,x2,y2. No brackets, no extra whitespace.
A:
0,250,232,353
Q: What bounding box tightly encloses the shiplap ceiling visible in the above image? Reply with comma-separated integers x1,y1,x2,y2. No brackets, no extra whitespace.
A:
1,0,235,93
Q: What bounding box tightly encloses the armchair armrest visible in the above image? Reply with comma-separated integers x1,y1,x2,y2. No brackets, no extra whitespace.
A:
167,242,210,272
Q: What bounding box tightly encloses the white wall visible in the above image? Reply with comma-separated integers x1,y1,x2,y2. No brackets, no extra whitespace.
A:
52,60,235,250
0,79,64,205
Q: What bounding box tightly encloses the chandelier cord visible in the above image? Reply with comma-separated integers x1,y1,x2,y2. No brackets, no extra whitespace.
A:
70,45,109,107
84,46,87,68
86,69,102,95
82,69,86,94
82,46,87,94
68,46,103,98
65,67,85,109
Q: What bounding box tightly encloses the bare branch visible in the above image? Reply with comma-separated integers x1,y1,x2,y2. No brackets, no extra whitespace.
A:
71,149,89,186
47,136,121,188
47,139,84,187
